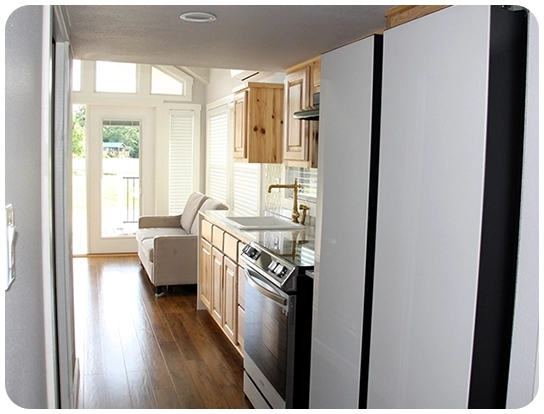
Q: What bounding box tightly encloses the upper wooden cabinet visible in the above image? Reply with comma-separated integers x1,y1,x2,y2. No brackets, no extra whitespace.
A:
232,82,284,163
385,5,449,28
283,56,320,168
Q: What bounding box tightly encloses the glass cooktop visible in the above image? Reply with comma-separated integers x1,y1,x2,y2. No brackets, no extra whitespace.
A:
252,231,315,269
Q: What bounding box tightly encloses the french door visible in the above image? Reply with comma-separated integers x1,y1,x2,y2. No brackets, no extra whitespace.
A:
87,106,155,254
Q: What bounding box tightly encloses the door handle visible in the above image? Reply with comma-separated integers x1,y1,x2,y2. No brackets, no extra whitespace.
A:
244,267,287,306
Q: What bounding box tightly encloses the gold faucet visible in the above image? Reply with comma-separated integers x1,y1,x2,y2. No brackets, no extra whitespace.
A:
299,204,309,225
268,178,303,223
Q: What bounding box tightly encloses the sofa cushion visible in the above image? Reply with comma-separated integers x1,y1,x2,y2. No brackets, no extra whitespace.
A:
136,227,189,243
190,198,229,235
140,231,192,264
180,192,208,233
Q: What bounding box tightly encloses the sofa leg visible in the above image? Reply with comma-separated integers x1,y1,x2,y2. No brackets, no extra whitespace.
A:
155,286,165,298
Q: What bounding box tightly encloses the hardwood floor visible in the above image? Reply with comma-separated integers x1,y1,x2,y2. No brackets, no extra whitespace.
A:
73,255,252,409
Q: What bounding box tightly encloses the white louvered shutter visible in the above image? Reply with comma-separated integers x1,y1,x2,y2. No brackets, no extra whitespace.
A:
207,105,228,203
285,167,318,200
231,163,260,216
169,109,194,214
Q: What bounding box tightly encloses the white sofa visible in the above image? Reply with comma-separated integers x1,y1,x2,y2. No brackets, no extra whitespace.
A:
136,192,228,295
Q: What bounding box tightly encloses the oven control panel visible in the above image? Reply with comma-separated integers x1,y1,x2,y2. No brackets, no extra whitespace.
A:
241,243,297,291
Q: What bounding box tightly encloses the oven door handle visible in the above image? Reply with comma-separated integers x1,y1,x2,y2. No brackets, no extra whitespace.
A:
244,267,287,306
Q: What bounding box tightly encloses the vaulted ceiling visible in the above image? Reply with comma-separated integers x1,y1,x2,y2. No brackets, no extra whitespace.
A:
63,5,392,72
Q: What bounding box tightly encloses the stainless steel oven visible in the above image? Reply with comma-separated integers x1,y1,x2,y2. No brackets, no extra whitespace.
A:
241,242,314,409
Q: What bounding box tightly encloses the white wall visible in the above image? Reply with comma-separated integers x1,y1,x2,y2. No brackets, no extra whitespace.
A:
206,68,244,103
190,72,208,193
4,5,51,408
506,11,539,409
206,68,286,103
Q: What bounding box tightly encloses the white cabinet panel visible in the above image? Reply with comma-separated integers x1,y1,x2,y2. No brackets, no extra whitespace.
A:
368,6,491,408
310,35,379,409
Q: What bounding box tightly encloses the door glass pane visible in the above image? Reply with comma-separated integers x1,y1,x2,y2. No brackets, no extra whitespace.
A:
72,104,87,253
101,120,140,237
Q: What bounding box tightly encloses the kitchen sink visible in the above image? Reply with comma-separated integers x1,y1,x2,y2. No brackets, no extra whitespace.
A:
225,216,304,230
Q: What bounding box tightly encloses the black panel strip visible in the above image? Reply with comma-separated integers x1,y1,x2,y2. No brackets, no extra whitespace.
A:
358,34,383,409
468,6,528,409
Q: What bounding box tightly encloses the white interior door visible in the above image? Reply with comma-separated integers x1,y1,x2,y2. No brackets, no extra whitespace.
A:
87,106,155,254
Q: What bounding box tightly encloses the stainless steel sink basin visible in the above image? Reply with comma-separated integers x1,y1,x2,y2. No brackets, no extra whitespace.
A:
225,216,304,230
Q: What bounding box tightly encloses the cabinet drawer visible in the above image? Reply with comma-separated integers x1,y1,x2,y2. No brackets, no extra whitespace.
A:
212,227,224,250
224,233,239,261
238,242,247,264
201,219,213,242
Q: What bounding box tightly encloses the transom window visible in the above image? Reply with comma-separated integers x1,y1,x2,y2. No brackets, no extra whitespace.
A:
95,61,137,93
151,67,183,95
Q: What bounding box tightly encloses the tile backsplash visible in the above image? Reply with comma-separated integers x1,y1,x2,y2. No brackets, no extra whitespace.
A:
263,164,317,227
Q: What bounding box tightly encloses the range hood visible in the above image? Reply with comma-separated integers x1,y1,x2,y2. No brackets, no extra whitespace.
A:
293,92,319,120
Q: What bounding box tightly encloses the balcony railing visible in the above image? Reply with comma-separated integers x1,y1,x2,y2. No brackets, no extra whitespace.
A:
123,176,139,223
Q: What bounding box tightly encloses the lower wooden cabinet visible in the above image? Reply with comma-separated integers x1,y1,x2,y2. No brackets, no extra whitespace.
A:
237,306,245,351
198,217,246,355
223,256,238,343
237,265,246,351
199,238,212,310
211,247,224,326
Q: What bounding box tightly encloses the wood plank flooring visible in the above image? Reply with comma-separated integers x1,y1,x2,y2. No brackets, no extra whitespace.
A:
73,255,252,409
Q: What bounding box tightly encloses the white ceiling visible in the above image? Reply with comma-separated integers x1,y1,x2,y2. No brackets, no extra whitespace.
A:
63,5,392,72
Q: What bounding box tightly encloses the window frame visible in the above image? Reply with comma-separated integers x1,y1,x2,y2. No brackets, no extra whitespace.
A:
206,99,230,205
151,65,194,100
206,96,262,214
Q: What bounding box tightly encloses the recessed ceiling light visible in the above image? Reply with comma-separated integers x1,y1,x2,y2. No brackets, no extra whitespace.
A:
180,12,217,23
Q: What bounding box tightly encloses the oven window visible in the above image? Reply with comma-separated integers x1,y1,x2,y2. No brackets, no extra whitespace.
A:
244,279,289,399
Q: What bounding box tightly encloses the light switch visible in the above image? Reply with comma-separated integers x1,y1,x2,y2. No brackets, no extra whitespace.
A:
6,204,15,290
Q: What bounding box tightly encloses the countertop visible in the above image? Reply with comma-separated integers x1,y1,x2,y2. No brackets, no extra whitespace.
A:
199,210,316,268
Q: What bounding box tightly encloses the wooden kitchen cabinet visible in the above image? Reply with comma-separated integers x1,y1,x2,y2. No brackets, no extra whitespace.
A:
284,56,320,168
385,5,449,28
237,266,246,352
199,238,212,310
222,256,238,344
233,90,248,159
198,214,247,355
211,247,224,326
232,82,284,163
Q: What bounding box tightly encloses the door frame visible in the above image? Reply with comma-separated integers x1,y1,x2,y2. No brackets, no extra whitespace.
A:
86,105,155,254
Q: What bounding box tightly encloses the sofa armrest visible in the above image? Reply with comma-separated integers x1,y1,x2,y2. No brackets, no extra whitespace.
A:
138,214,182,229
152,235,199,287
153,234,198,251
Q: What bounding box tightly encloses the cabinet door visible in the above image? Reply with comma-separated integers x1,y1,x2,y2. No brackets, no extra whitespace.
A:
223,256,238,344
211,247,224,325
311,58,321,93
237,305,245,352
237,264,246,352
369,6,496,409
199,239,212,310
284,67,310,162
311,35,379,409
233,90,248,159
